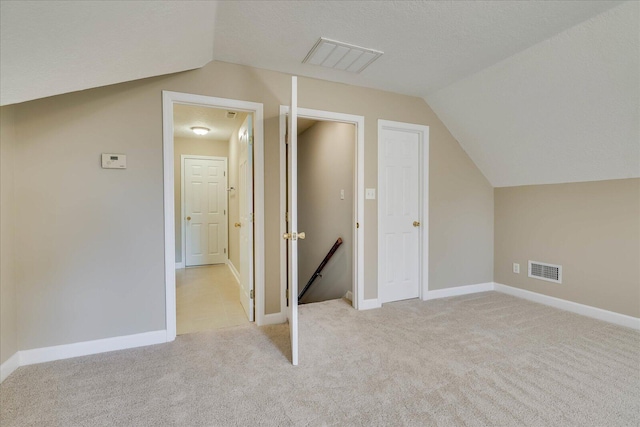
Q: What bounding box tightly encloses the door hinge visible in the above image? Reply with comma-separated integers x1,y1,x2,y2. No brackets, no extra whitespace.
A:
356,222,360,229
224,171,226,176
250,289,254,299
224,209,226,215
286,211,290,222
224,248,227,254
250,212,254,222
249,135,254,145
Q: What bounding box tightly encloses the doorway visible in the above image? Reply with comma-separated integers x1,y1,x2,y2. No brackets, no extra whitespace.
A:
279,106,365,312
162,92,265,341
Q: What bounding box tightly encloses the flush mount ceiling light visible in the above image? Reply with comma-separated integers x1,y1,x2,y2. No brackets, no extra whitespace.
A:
302,37,383,73
190,126,210,136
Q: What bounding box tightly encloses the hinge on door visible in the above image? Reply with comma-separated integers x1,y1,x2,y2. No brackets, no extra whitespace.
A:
250,212,254,222
286,211,290,223
224,171,226,176
249,135,254,145
250,289,254,299
224,248,227,254
224,209,226,215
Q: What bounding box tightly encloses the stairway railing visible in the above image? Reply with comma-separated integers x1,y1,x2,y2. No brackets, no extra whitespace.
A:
298,237,343,303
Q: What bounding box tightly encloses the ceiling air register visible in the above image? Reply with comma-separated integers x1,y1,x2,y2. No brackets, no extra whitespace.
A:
303,37,383,73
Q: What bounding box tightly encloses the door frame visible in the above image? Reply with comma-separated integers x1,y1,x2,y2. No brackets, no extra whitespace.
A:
377,120,430,302
181,155,229,268
163,91,265,341
279,106,365,311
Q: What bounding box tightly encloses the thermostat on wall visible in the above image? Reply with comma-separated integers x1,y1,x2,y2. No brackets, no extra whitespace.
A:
101,153,126,169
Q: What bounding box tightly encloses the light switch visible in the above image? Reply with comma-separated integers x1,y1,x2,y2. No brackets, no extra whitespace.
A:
513,263,520,274
366,188,376,200
340,189,345,200
102,153,126,169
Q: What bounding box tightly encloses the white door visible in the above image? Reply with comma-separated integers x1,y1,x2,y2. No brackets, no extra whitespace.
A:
185,158,228,266
379,127,421,303
238,115,254,321
286,76,299,365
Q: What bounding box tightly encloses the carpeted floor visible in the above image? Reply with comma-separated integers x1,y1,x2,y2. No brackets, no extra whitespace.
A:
1,291,639,426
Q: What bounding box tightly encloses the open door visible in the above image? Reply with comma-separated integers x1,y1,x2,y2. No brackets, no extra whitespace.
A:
239,115,254,321
285,77,300,365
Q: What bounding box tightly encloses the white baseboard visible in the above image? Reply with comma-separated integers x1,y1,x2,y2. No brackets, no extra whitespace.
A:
359,298,381,310
423,282,494,300
261,312,286,325
0,352,20,383
493,283,640,330
344,291,353,302
20,330,168,367
175,262,184,269
227,260,241,285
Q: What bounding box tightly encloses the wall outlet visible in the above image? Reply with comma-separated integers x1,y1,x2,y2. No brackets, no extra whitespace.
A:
513,263,520,274
365,188,376,199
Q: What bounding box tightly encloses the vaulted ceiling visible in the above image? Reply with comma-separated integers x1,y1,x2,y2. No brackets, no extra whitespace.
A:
1,1,637,187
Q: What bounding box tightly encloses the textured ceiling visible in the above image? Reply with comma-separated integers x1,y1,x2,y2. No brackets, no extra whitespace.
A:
2,1,636,187
212,1,621,97
426,1,639,187
0,1,217,106
173,105,246,141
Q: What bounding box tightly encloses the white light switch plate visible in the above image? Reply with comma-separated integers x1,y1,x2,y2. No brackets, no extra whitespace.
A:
366,188,376,200
102,153,126,169
513,263,520,274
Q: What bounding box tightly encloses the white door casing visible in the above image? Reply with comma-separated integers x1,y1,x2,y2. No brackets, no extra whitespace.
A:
163,91,266,341
184,157,228,267
279,107,365,312
238,115,254,321
287,76,299,366
378,120,429,303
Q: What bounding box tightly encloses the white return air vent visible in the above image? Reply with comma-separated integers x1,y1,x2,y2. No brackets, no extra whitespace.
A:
303,37,383,73
528,261,562,284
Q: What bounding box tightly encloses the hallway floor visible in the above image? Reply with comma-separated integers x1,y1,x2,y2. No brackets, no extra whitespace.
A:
176,264,249,335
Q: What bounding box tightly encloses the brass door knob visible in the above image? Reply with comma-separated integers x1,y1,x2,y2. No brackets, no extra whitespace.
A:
283,233,291,240
234,222,241,228
413,221,420,227
298,232,306,240
186,216,191,221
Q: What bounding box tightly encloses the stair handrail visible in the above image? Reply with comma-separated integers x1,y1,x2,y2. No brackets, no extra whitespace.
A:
298,237,343,303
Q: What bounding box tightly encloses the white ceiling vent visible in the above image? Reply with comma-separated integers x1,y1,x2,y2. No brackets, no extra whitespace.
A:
528,261,562,284
226,111,237,119
302,37,383,73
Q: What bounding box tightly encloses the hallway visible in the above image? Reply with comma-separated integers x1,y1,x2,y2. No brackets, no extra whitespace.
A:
176,264,249,335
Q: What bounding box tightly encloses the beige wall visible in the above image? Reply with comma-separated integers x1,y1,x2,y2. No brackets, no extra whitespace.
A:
9,61,493,350
495,179,640,317
298,121,355,303
1,106,18,363
173,136,229,264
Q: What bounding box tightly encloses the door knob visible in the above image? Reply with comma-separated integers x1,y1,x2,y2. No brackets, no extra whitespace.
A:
298,232,306,240
234,222,241,228
283,233,291,240
413,221,420,227
186,216,191,221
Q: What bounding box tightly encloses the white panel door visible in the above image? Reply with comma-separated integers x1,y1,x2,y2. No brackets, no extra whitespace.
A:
379,128,421,303
286,76,299,366
238,115,254,321
185,158,227,266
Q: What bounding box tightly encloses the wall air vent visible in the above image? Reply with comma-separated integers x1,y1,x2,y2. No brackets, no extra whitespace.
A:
302,37,383,73
226,111,237,119
528,261,562,284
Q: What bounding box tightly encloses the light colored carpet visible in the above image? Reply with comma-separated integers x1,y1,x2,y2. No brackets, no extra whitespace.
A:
1,292,639,426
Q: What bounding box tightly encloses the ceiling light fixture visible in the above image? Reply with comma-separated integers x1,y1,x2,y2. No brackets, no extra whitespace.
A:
303,37,383,73
191,126,210,136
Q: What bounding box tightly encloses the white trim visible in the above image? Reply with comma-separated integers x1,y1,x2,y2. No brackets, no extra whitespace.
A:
0,353,19,383
493,283,640,330
181,154,228,268
262,312,287,325
162,91,265,335
279,106,365,311
358,298,382,310
20,330,167,367
227,259,241,285
377,120,430,303
175,262,184,269
423,282,494,300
